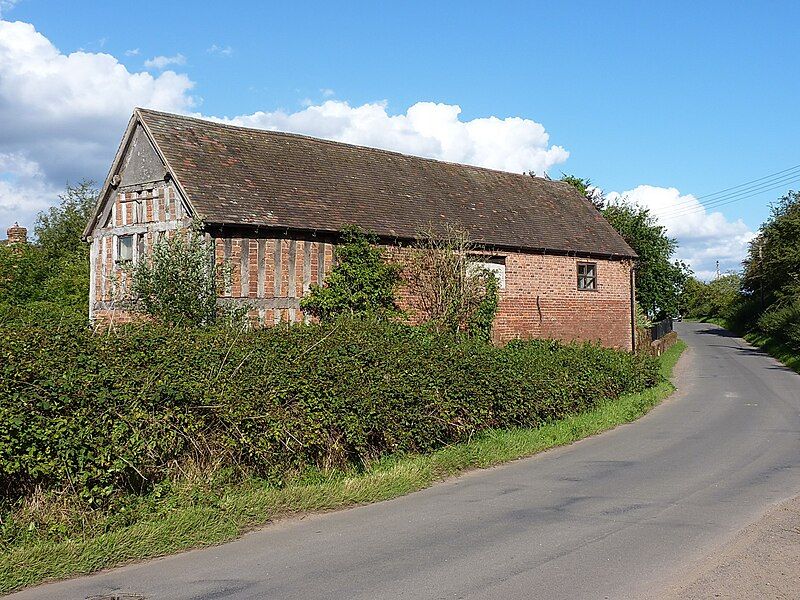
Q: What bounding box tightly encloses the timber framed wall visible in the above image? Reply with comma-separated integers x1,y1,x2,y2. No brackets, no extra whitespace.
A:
213,232,336,325
89,180,191,324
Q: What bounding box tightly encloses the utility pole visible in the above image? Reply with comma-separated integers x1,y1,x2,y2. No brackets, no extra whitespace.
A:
759,240,764,310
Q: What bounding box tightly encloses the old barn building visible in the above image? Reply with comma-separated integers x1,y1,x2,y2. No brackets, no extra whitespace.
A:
84,109,638,349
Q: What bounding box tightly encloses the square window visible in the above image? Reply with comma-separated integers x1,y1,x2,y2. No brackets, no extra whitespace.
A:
468,255,506,289
117,234,134,263
577,262,597,290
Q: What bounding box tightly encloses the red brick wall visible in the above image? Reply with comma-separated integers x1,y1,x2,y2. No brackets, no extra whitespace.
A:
494,253,633,350
93,222,633,349
388,247,633,350
215,236,335,327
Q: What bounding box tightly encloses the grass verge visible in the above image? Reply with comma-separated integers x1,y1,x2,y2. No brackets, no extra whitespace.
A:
2,340,686,595
741,332,800,374
694,318,799,374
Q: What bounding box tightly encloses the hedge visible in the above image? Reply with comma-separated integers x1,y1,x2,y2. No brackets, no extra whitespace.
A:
0,315,659,509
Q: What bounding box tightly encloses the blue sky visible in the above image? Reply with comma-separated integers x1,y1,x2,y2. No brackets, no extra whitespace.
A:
1,0,799,278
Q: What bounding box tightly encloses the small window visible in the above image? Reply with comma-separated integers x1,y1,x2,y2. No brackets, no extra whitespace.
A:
577,262,597,290
117,234,134,263
468,256,506,289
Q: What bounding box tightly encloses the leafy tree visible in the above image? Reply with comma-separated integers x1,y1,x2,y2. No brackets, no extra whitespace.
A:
0,181,96,312
742,191,800,304
128,223,221,326
680,273,742,320
34,180,97,259
300,226,402,322
601,203,689,319
561,174,605,209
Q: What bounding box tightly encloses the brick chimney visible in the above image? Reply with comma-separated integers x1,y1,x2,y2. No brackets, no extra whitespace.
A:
6,222,28,245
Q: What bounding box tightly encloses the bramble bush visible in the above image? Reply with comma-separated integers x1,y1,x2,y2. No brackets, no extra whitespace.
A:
0,314,659,511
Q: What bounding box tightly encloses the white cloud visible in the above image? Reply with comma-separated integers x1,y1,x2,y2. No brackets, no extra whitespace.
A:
320,88,335,98
0,20,570,231
0,19,195,227
215,100,569,175
124,48,139,56
0,152,57,226
606,185,755,280
207,44,232,57
143,53,186,70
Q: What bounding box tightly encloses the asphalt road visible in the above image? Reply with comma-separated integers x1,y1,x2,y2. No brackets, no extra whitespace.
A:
11,322,800,600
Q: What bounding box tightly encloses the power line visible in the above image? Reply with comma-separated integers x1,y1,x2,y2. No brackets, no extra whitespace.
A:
660,164,800,212
657,172,800,218
695,163,800,200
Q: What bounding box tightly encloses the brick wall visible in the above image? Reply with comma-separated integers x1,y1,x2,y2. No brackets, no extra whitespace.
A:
388,247,634,350
215,236,335,326
493,253,633,350
92,220,633,350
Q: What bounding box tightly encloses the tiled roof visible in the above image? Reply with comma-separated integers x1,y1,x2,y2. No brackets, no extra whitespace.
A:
137,108,636,258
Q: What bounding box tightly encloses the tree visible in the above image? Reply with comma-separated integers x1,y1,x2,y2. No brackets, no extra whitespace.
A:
300,226,402,322
0,181,96,312
742,191,800,304
34,180,97,259
560,174,605,209
680,273,742,320
602,203,689,319
403,224,500,337
128,223,221,326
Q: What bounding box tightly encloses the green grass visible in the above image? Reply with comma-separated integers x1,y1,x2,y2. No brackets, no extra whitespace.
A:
742,332,800,374
1,341,686,594
693,318,799,374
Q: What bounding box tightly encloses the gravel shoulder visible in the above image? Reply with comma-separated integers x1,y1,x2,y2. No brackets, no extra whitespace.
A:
658,491,800,599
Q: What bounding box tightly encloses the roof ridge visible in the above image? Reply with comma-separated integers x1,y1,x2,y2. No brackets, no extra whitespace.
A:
134,107,571,185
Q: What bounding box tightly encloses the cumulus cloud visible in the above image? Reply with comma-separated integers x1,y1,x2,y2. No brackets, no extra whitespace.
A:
0,18,566,236
216,100,569,175
143,53,186,70
0,19,195,227
0,152,56,225
606,185,755,280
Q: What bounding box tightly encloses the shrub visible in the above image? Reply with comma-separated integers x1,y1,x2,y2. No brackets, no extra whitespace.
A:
0,316,659,512
300,226,402,321
404,224,500,336
757,296,800,350
127,223,222,326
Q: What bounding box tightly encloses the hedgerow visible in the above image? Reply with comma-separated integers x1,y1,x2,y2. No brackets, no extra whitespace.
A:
0,316,659,511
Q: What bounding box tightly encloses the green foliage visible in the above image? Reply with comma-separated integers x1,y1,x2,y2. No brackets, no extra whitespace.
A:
0,182,96,314
300,226,402,321
128,223,221,326
0,316,659,513
602,203,690,319
34,180,96,260
680,273,742,321
743,191,800,303
756,297,800,351
2,343,684,594
560,173,604,209
468,271,499,340
404,225,500,336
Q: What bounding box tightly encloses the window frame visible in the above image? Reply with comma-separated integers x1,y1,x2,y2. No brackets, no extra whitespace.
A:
116,234,135,264
467,254,507,290
576,261,598,291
